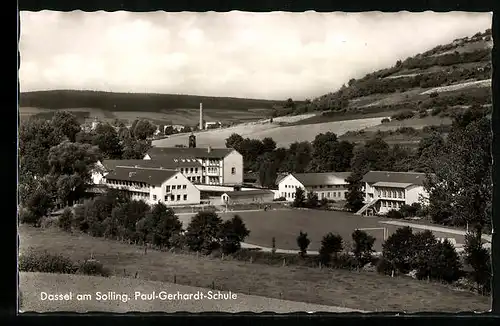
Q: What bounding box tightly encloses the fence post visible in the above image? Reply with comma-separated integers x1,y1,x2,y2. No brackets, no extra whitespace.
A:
249,256,253,264
319,262,322,269
174,275,177,284
212,280,215,290
282,258,286,267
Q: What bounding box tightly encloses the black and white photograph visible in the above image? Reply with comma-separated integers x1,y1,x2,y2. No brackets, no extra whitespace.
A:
18,10,493,313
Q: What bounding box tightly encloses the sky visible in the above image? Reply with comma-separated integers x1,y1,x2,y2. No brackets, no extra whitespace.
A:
19,11,492,100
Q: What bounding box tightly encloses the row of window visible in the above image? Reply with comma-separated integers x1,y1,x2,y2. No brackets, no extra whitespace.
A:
311,185,345,189
381,200,403,209
151,194,189,201
377,188,405,199
107,180,147,188
206,167,219,174
187,176,202,182
321,191,345,199
166,185,187,192
180,167,199,174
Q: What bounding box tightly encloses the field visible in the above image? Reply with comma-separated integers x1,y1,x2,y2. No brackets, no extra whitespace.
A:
19,272,363,313
362,116,453,132
176,209,468,253
18,225,490,312
153,116,386,148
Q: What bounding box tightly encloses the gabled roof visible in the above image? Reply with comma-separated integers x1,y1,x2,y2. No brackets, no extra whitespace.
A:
102,157,202,171
286,172,351,187
363,171,428,186
105,166,179,186
147,147,235,159
223,189,274,197
372,181,413,188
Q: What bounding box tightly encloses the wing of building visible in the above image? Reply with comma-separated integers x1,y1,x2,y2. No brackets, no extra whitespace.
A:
356,171,430,216
143,145,243,186
104,166,201,206
277,172,351,202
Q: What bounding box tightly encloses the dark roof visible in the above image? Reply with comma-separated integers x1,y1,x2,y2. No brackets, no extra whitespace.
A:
224,190,275,197
362,171,428,186
291,172,351,186
147,147,234,159
105,166,178,186
101,157,201,171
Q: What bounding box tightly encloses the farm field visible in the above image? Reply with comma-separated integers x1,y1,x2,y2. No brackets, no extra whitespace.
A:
19,272,363,313
18,225,490,312
176,209,468,253
153,116,386,148
361,116,453,133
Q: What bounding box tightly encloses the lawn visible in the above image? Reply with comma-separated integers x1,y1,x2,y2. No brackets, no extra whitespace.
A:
18,225,490,312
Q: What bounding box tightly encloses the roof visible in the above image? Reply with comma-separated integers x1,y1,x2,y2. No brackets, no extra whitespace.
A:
147,147,235,159
287,172,351,186
224,190,275,197
105,166,178,186
362,171,428,186
101,157,201,171
372,181,413,188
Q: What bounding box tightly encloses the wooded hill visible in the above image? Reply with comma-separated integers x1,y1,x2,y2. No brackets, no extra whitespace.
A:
281,28,493,124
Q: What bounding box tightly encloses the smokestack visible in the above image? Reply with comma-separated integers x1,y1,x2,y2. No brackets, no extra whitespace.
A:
199,102,203,130
207,145,212,153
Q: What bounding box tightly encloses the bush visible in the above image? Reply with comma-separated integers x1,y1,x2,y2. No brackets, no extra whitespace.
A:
382,226,414,274
76,259,110,277
376,257,396,276
318,233,343,265
185,211,223,254
391,110,414,121
39,217,58,229
419,110,429,118
352,230,376,267
426,240,462,283
218,215,250,255
296,231,311,257
58,208,73,232
386,209,404,219
170,233,188,250
19,208,38,225
429,92,439,98
331,253,358,270
431,106,444,116
381,118,391,124
463,232,492,294
273,197,286,202
19,250,76,274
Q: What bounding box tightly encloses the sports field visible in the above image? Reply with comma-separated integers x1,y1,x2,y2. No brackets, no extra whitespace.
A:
178,209,467,253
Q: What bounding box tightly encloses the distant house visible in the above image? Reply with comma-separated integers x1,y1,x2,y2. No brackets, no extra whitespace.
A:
220,189,275,205
277,172,351,202
357,171,430,216
144,145,243,186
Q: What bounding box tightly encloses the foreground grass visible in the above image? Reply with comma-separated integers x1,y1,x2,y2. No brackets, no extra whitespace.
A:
18,225,490,312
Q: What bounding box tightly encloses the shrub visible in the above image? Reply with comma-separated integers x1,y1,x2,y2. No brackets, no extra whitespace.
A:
39,217,58,229
185,211,223,254
431,106,444,116
293,188,306,208
419,110,429,118
318,233,343,265
273,197,286,202
76,259,110,277
382,226,415,274
463,232,492,294
381,118,391,123
352,230,376,267
332,253,358,270
296,231,311,257
386,209,404,219
376,257,396,276
391,110,414,121
19,208,38,225
429,92,439,98
58,208,73,232
19,250,76,274
305,191,319,208
426,240,462,283
170,233,188,250
218,215,250,255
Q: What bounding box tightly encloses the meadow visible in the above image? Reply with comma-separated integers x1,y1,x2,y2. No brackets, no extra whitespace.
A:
19,225,489,312
153,116,386,148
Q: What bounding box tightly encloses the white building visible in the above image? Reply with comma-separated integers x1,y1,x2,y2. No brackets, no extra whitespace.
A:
357,171,429,216
104,166,200,206
277,172,351,202
144,146,243,186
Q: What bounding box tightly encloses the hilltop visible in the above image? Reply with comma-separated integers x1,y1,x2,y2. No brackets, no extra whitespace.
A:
19,90,290,126
280,28,492,127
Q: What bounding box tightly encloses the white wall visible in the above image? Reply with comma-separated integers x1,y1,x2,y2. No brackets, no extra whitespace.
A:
405,185,428,206
156,172,201,206
222,150,243,185
277,175,305,202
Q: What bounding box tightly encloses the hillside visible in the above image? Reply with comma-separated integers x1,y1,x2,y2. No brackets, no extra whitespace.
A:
283,28,492,127
19,90,290,125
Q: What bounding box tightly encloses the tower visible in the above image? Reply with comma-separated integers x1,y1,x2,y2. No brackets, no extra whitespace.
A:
199,102,203,130
188,133,196,148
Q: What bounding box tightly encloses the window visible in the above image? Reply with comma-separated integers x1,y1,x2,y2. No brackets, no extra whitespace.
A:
195,168,199,173
171,195,175,201
333,192,337,197
190,168,194,173
177,185,181,189
153,195,157,200
165,196,169,201
327,192,331,198
166,186,171,192
398,191,402,199
180,168,184,173
183,194,187,201
382,201,386,207
231,167,236,175
183,185,187,189
382,190,386,197
177,195,181,201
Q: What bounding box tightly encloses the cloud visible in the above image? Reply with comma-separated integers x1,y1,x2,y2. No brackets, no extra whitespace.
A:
19,11,492,100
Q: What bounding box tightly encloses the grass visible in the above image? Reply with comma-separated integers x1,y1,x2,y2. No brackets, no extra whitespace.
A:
19,225,490,312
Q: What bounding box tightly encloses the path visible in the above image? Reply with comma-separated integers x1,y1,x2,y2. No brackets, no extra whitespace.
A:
240,242,382,256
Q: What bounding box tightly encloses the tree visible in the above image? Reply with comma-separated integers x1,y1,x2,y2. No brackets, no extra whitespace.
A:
292,187,306,208
382,226,415,274
464,232,491,294
261,137,277,153
122,138,152,159
283,142,312,173
51,111,81,142
296,231,310,257
92,123,123,159
258,152,279,188
309,132,353,172
352,230,375,267
225,133,244,150
185,211,223,254
19,119,63,177
25,188,54,225
146,203,183,249
412,230,438,279
427,240,462,283
318,233,343,265
218,215,250,254
306,191,319,208
132,120,156,140
344,171,365,212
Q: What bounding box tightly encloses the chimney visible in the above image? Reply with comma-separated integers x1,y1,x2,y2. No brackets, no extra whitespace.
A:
199,102,203,130
207,145,212,153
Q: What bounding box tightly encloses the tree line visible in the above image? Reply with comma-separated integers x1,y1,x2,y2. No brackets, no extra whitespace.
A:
19,111,156,225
